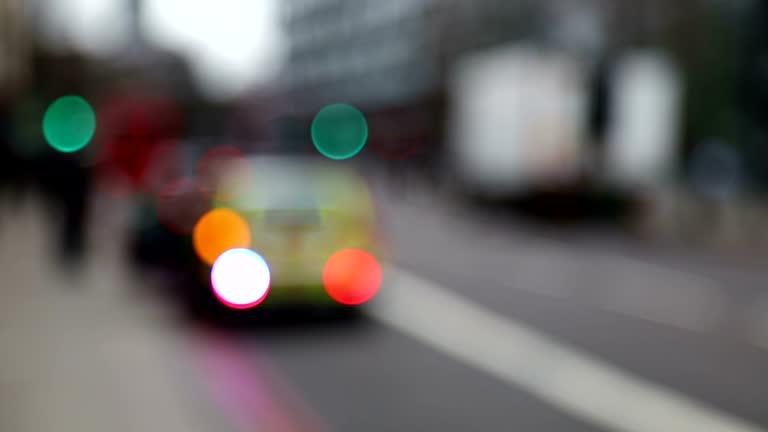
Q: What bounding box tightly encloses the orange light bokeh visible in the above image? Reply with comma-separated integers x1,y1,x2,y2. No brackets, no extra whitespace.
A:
193,208,252,265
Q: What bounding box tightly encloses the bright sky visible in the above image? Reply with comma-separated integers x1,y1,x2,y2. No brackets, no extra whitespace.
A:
39,0,130,53
143,0,285,98
40,0,285,99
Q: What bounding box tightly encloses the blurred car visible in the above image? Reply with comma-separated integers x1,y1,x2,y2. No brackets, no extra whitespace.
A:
130,147,387,322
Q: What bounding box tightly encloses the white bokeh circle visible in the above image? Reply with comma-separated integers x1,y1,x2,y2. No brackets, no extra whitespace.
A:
210,248,271,309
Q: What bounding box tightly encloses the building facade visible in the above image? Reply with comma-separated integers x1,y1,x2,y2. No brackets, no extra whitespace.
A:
279,0,438,111
275,0,444,162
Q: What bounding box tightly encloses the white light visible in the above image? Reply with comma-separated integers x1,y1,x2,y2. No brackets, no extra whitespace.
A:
211,249,271,309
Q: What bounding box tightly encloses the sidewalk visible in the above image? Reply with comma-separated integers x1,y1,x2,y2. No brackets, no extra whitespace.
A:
632,187,768,254
0,194,229,432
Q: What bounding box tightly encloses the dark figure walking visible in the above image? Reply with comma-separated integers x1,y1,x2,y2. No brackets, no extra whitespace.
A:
35,152,92,269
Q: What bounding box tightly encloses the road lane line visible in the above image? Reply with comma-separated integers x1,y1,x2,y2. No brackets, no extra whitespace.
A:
371,267,765,432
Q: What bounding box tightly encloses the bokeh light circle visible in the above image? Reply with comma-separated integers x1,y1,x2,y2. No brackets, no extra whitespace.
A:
311,104,368,160
323,249,382,305
193,208,251,265
211,248,271,309
197,145,249,201
94,89,183,194
143,141,185,195
42,96,96,153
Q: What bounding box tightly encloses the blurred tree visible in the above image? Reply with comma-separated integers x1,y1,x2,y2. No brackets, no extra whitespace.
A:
739,0,768,193
663,0,750,173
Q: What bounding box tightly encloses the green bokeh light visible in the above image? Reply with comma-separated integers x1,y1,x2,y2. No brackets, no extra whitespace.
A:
311,104,368,160
42,95,96,153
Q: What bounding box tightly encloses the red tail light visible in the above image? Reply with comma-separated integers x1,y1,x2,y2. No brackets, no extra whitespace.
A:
322,248,382,305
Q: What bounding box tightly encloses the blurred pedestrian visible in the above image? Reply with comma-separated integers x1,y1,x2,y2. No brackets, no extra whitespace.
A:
36,151,92,268
0,96,13,199
26,49,95,271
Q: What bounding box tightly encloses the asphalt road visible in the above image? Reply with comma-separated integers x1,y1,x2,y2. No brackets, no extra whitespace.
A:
3,183,768,432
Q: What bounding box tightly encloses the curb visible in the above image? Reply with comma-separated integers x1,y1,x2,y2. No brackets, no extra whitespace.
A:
630,188,768,253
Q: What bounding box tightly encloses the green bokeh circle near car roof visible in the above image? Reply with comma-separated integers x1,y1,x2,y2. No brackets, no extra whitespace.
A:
311,104,368,160
42,95,96,153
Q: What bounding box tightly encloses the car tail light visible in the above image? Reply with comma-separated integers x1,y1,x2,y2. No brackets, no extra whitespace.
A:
322,248,382,305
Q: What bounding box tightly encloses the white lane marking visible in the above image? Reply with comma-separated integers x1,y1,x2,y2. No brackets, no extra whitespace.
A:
371,267,765,432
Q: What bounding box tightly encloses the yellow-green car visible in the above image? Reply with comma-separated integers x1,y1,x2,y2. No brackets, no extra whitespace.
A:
188,155,387,319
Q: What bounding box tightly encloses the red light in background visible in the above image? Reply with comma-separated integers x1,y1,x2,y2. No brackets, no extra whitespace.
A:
143,141,185,196
94,88,183,196
197,145,249,201
322,249,382,305
155,177,210,234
